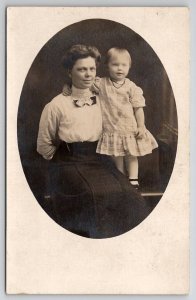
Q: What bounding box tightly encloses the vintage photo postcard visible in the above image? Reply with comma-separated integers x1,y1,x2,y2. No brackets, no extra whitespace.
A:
6,7,189,294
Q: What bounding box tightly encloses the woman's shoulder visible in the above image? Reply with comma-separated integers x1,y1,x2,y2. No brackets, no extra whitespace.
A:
49,93,71,106
44,93,71,113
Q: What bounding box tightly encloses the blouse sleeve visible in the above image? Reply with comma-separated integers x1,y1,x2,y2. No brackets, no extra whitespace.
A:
37,102,60,160
129,81,146,108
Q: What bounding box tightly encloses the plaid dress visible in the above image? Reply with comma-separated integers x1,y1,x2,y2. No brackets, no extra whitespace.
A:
96,77,158,157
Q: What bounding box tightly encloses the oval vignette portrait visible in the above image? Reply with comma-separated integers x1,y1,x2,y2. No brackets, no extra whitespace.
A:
17,19,178,239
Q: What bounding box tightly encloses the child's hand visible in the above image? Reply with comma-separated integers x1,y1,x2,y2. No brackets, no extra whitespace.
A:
90,77,100,94
136,126,147,139
62,84,72,96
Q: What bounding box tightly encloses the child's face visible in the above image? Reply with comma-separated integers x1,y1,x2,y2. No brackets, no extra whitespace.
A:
108,52,130,81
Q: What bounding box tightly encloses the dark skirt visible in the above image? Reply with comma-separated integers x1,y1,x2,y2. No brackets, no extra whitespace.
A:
48,141,152,239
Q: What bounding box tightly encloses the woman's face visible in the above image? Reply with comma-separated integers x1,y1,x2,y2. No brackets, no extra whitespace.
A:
70,56,96,89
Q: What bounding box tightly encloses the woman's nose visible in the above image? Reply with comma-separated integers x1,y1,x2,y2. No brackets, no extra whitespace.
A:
85,70,93,77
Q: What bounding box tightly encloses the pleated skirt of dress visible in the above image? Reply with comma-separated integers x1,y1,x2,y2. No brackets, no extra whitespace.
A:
48,141,152,238
96,130,158,157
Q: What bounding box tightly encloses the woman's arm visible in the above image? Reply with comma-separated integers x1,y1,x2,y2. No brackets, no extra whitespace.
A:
133,107,146,139
37,103,59,160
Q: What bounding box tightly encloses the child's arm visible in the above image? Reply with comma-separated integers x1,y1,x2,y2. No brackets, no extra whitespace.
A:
62,77,101,96
62,83,72,96
129,81,146,139
91,77,101,94
133,107,147,139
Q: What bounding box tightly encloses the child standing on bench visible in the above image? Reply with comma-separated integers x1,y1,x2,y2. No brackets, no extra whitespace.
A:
95,47,158,189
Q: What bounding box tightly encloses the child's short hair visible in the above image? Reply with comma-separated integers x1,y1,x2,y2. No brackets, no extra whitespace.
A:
105,47,132,66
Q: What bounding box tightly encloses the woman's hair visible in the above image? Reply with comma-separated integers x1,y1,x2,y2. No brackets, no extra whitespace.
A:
62,44,101,70
105,47,132,66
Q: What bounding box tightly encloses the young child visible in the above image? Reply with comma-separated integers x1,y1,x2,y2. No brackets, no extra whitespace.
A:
63,47,158,189
94,47,158,189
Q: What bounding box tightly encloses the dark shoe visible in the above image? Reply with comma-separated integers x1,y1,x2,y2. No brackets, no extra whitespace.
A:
129,179,139,190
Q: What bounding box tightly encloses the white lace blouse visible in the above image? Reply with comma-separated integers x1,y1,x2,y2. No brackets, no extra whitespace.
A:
37,86,102,160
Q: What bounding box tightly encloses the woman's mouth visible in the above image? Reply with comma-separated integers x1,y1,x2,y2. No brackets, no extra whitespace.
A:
83,80,92,83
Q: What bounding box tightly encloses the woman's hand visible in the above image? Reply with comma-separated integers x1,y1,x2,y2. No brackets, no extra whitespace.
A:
136,126,147,139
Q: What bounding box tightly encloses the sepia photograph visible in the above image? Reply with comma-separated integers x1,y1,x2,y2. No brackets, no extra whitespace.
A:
6,7,189,294
17,18,177,239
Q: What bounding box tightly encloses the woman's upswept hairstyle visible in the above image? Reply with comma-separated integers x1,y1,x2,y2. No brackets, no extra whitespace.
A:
62,44,101,70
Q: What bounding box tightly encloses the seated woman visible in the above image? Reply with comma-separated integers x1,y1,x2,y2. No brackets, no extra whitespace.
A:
37,44,151,239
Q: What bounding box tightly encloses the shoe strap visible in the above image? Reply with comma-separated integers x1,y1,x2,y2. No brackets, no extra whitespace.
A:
129,179,138,182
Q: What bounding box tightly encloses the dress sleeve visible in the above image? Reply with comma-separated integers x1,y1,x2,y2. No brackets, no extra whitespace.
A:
37,102,60,160
129,81,146,108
